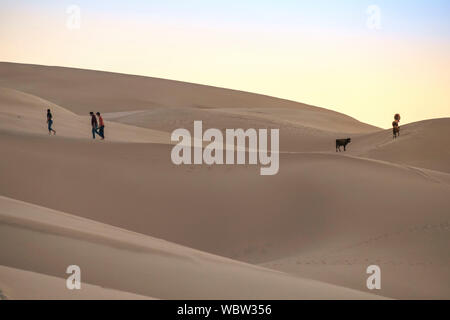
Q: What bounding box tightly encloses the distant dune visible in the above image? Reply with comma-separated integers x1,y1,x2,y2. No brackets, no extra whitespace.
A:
0,62,379,133
0,62,449,299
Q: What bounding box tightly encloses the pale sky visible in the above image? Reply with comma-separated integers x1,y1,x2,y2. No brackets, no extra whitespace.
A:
1,0,449,128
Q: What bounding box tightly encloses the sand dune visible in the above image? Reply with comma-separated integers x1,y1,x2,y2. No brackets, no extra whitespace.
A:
0,196,382,299
261,219,450,300
348,118,450,173
0,62,378,132
0,87,171,143
0,265,152,300
0,62,381,154
0,62,448,300
1,131,449,299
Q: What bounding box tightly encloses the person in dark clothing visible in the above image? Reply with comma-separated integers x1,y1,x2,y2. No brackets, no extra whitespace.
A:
392,114,401,139
90,112,99,139
96,112,105,140
47,109,56,135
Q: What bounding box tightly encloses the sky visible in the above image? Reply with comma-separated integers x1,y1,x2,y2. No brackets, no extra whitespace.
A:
1,0,449,128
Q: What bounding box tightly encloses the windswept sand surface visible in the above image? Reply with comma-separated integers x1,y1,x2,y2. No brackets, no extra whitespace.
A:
0,62,378,153
0,265,152,300
0,87,171,144
0,196,381,300
349,118,450,174
0,62,378,134
0,62,449,299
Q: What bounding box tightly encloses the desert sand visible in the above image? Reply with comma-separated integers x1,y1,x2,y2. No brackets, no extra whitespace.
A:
0,195,382,299
0,62,449,299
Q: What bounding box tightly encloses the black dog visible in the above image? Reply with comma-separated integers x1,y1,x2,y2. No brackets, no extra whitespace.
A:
336,138,351,152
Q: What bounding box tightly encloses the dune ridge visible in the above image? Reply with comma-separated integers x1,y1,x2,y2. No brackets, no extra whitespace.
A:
0,62,379,133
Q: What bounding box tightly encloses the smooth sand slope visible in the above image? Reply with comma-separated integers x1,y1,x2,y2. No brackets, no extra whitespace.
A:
1,132,449,299
0,62,449,299
0,196,382,299
0,265,151,300
349,118,450,174
0,87,171,143
0,62,379,153
0,62,378,133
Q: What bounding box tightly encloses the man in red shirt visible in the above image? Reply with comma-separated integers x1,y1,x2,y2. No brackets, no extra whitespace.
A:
96,112,105,140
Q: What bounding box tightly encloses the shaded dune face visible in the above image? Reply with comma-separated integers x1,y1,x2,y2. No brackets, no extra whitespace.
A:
0,62,449,299
1,135,449,261
0,196,383,300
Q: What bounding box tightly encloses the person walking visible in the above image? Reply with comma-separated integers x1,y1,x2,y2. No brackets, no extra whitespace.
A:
96,112,105,140
392,113,401,139
47,109,56,135
90,112,99,139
